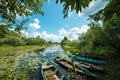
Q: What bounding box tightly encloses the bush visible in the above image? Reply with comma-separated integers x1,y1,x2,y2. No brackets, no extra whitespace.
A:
92,47,117,58
1,37,25,46
24,38,46,45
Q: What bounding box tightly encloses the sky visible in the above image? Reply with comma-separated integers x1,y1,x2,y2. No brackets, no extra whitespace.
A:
21,0,107,42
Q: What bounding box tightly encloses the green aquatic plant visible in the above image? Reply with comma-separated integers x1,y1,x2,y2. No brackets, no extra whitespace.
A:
7,53,44,80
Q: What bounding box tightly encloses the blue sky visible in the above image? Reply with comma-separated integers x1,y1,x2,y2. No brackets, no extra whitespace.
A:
21,0,107,42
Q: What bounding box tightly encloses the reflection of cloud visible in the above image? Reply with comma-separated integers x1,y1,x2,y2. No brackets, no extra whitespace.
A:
40,45,64,57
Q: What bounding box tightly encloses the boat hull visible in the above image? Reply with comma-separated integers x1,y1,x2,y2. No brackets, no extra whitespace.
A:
42,65,68,80
68,53,105,65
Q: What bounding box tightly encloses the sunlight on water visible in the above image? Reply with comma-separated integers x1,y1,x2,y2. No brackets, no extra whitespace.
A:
38,45,64,59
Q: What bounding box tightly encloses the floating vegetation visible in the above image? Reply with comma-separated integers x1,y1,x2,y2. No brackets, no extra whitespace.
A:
8,53,45,80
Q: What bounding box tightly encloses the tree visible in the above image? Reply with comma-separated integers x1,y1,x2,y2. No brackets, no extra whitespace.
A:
0,22,12,38
15,18,29,33
61,36,69,45
89,0,120,22
0,0,47,23
56,0,93,18
77,23,103,51
56,0,120,21
102,14,120,53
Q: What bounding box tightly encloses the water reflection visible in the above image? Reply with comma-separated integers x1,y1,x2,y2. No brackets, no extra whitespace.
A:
38,45,64,59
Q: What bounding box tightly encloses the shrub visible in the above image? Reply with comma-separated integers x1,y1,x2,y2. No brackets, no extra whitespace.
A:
1,37,25,46
92,47,117,58
24,38,46,45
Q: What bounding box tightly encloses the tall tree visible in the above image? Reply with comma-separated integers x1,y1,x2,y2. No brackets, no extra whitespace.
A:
61,36,69,45
102,14,120,52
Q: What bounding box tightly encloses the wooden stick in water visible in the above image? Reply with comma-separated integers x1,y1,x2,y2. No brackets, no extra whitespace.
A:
72,59,76,79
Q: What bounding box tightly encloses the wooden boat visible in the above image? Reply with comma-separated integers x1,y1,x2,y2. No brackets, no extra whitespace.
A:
42,65,68,80
70,51,106,60
75,61,105,73
68,53,106,65
54,57,97,78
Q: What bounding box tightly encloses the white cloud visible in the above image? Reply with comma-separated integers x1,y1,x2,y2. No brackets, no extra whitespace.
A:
68,12,73,17
77,0,106,17
48,0,50,4
58,28,68,36
40,31,61,42
28,18,41,32
68,25,89,40
78,11,83,17
22,19,89,42
80,25,90,33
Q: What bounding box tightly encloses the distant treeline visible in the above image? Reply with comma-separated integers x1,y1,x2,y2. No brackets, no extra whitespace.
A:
0,30,47,46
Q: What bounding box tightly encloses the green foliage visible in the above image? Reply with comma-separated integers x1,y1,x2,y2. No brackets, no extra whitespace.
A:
0,23,12,38
102,14,120,51
76,23,102,51
0,37,25,46
0,28,47,46
70,15,120,58
15,18,29,33
57,0,120,22
0,0,47,22
92,47,116,58
7,53,43,80
24,37,46,45
56,0,92,18
61,36,70,45
89,0,120,22
69,40,78,48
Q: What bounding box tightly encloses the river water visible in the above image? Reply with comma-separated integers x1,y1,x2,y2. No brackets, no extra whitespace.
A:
38,45,64,60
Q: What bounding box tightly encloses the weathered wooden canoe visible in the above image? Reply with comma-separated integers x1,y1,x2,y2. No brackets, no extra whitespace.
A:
70,51,106,60
42,65,68,80
75,61,105,73
68,53,106,65
54,57,97,78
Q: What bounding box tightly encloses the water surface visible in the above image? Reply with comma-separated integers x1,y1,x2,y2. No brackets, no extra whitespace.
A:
38,45,64,60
